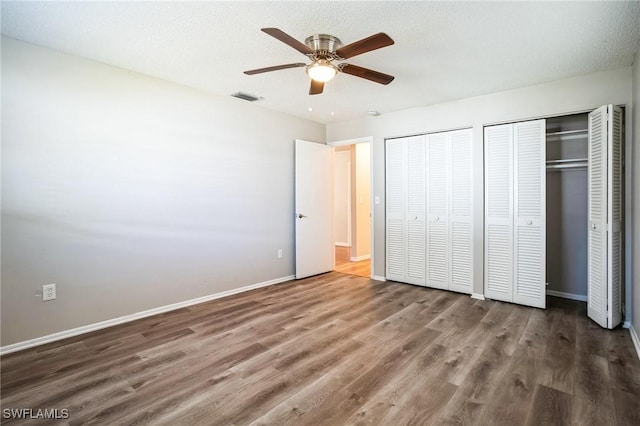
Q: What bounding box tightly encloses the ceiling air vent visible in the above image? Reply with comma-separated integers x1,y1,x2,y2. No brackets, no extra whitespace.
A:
231,92,262,102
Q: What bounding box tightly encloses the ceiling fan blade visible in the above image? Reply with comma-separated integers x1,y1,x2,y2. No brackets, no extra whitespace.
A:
244,63,306,75
309,79,324,95
261,28,314,56
339,64,394,85
335,32,394,59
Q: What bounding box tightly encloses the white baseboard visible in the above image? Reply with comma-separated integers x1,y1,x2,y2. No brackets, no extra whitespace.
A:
623,321,631,329
350,254,371,262
629,325,640,361
546,290,587,302
0,275,295,356
335,242,350,247
372,275,387,282
471,293,486,301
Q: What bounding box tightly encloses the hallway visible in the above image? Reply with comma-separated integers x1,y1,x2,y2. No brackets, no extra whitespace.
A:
334,246,370,278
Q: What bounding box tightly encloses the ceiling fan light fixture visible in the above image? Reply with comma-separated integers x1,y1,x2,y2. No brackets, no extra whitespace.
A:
245,28,395,95
306,60,337,82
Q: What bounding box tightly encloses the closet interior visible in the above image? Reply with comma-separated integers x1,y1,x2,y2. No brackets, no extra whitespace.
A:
545,113,589,301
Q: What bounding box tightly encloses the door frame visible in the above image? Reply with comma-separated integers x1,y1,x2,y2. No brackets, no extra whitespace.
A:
327,136,375,279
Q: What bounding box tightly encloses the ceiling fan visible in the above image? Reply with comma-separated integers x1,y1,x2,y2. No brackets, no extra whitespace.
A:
244,28,395,95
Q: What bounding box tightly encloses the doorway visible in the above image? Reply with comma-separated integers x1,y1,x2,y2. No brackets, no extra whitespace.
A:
329,138,373,278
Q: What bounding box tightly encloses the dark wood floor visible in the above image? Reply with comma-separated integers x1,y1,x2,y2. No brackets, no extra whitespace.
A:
2,273,639,425
334,246,370,278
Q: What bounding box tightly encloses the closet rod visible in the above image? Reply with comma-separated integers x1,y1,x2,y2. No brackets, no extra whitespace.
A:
546,163,587,170
545,129,588,136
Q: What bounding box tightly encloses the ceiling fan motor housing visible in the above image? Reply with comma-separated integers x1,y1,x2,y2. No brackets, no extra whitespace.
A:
305,34,342,57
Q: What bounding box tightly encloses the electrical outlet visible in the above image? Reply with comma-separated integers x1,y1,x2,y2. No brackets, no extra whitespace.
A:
277,249,283,259
42,284,56,301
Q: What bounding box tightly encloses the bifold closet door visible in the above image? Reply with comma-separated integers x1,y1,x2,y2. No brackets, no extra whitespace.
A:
406,137,426,285
588,104,623,329
449,129,473,294
484,124,514,302
386,138,406,282
513,121,546,308
425,129,473,293
386,136,426,285
386,130,471,290
426,133,449,290
484,120,545,308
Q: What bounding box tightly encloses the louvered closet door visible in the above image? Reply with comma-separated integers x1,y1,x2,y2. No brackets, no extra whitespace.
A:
607,106,623,328
406,136,426,285
484,124,513,302
426,133,449,290
587,106,608,328
386,138,406,282
513,120,546,309
449,129,473,294
588,105,623,329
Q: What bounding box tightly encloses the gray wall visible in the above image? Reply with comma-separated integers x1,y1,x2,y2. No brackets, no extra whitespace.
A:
546,170,588,296
1,38,325,346
327,67,633,301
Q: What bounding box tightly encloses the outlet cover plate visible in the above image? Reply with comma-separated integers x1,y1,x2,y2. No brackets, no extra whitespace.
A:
43,284,56,301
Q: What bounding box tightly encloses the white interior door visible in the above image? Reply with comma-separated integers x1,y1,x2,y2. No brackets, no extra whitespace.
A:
295,139,334,279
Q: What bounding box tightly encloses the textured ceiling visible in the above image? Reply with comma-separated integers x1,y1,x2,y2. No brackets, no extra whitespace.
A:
2,1,639,124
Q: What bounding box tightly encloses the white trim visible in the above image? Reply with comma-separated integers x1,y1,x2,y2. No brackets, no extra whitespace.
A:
335,242,350,247
546,290,588,302
372,275,387,282
471,293,486,301
327,136,373,147
346,160,352,247
350,254,371,262
0,275,294,355
629,325,640,361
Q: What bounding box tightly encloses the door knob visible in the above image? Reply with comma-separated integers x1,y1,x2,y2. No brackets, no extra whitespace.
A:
592,223,597,230
527,220,532,225
298,213,307,219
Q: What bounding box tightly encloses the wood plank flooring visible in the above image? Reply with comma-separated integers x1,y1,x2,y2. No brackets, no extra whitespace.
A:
334,246,370,278
2,273,639,425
